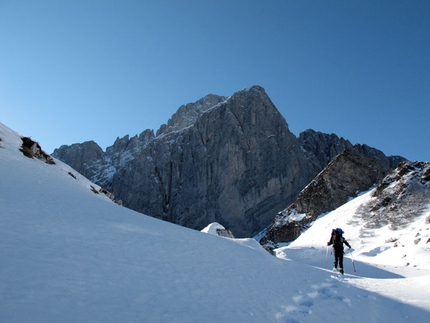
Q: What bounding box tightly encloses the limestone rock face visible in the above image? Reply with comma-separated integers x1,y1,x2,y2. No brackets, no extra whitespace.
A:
53,131,156,188
109,86,315,237
298,129,353,170
298,129,403,173
53,141,104,179
52,85,404,238
260,150,387,245
156,94,226,136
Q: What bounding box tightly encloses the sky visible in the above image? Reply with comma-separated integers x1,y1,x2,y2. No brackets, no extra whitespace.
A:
1,121,430,322
1,0,429,161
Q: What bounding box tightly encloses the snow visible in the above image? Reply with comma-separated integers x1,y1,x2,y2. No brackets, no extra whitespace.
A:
276,209,307,226
277,189,430,311
1,121,430,322
201,222,226,235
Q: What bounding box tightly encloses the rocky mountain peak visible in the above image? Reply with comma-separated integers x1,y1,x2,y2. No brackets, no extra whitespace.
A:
298,129,404,173
298,129,353,168
156,93,226,136
53,141,104,178
52,85,405,238
110,85,311,237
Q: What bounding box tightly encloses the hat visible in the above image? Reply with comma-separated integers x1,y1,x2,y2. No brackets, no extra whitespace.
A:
336,228,344,234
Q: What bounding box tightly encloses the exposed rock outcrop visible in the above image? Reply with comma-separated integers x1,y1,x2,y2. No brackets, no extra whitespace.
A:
260,150,387,246
53,140,104,179
356,161,430,230
20,137,55,165
298,129,403,173
298,129,353,170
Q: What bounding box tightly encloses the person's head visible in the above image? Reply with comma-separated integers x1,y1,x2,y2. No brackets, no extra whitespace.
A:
336,228,344,234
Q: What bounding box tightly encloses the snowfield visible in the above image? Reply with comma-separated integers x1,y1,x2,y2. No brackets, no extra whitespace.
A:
1,122,429,322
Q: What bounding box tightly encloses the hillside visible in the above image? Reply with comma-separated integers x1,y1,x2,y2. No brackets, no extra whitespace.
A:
1,122,429,322
279,184,430,309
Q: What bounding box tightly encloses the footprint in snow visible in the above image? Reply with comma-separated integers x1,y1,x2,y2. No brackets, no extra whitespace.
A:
313,279,352,305
276,279,352,322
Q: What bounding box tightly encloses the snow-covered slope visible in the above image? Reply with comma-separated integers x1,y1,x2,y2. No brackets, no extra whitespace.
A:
277,186,430,311
1,122,429,322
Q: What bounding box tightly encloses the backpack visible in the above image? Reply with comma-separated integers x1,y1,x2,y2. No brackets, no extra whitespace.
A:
331,228,343,247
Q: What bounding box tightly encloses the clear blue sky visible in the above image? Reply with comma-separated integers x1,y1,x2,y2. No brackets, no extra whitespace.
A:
1,0,429,161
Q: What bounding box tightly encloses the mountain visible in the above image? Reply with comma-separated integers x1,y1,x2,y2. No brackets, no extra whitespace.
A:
298,128,404,172
1,121,430,322
260,150,428,247
260,149,387,246
280,160,430,272
52,85,404,237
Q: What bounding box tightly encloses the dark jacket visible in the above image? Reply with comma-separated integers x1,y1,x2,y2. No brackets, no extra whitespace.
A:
327,234,351,250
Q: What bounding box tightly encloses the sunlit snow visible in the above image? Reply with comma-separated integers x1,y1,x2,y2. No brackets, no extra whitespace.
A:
1,122,429,322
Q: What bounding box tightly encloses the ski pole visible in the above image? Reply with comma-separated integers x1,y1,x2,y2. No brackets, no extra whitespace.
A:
350,249,356,272
325,246,328,269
